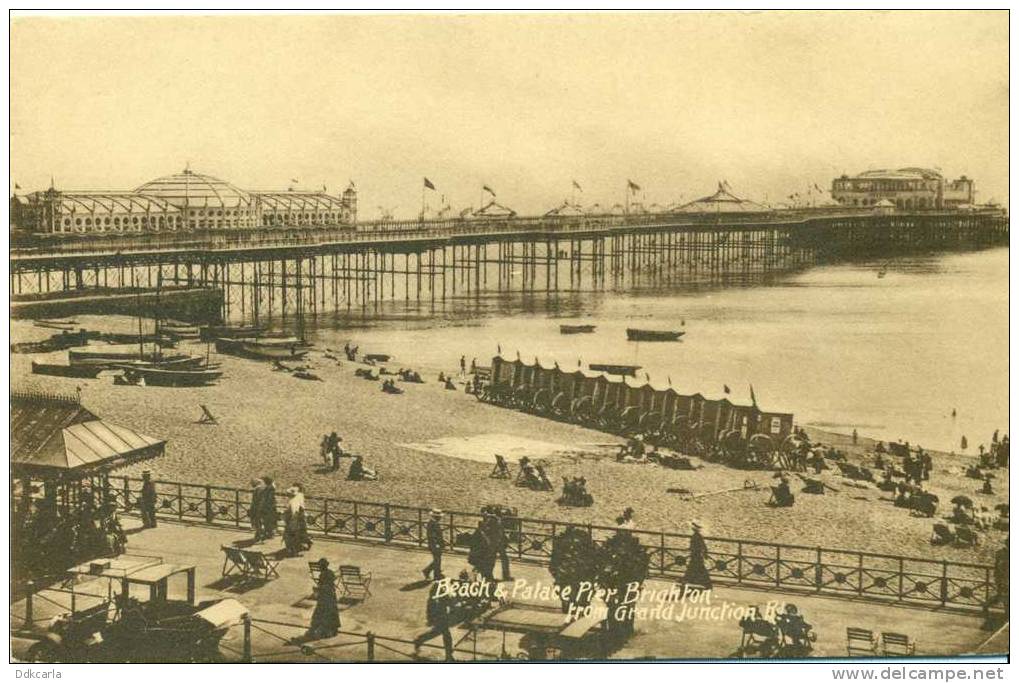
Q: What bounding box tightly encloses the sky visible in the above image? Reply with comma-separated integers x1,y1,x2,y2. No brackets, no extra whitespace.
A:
10,11,1009,218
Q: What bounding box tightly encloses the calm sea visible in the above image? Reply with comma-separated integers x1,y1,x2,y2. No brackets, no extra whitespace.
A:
299,247,1008,453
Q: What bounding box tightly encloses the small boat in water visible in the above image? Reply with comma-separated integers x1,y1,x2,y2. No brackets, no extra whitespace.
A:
588,363,642,377
364,353,391,363
121,355,208,370
32,361,104,379
117,365,224,387
626,328,685,342
560,324,597,335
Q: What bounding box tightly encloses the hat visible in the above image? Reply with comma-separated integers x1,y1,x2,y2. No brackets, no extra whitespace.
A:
317,558,329,568
691,520,703,531
430,508,442,516
142,470,152,476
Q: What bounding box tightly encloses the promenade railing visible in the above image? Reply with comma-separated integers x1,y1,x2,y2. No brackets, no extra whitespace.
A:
87,475,997,613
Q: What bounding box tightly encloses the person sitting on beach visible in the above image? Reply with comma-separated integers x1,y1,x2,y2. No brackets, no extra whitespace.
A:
982,477,994,495
875,441,886,454
770,477,795,507
382,379,404,394
347,455,378,482
438,371,446,384
444,377,457,391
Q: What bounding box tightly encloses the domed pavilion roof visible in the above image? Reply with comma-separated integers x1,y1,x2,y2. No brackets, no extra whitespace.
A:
135,168,251,208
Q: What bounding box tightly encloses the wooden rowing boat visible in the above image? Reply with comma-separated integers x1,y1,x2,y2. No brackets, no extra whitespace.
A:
117,365,224,387
31,361,104,379
215,337,310,360
625,328,685,342
588,363,642,376
559,324,596,334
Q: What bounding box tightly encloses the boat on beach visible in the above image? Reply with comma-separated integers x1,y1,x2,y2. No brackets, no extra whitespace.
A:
31,361,105,379
199,324,269,342
559,324,597,334
588,363,642,377
626,328,685,342
116,365,224,387
69,347,192,365
215,336,310,360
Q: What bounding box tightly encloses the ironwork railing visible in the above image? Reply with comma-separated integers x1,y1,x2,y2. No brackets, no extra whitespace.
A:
94,475,996,613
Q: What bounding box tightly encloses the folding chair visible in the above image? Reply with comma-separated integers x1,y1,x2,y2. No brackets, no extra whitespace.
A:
534,465,554,491
221,546,252,579
846,627,878,656
242,549,281,580
198,404,218,425
490,455,511,479
308,561,341,598
338,564,372,602
881,632,916,656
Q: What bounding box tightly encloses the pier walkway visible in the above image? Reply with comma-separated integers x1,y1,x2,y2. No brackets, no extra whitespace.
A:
10,519,1004,661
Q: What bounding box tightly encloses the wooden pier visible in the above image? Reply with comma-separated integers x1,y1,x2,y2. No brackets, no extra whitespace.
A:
9,208,1008,324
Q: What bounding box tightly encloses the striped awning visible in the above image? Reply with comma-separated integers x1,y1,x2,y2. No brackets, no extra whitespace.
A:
13,419,164,475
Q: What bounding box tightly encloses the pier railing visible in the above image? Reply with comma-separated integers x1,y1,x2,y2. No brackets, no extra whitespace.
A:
90,475,996,613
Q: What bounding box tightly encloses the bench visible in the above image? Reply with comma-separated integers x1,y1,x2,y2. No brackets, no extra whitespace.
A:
338,564,372,602
846,627,878,656
559,611,604,640
881,632,916,656
490,455,511,479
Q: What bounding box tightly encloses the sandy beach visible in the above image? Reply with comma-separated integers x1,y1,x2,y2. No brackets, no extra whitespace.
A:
11,315,1009,565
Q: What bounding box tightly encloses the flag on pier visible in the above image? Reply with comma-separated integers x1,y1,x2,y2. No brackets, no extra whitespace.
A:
750,384,758,409
813,183,824,193
627,179,641,192
290,178,299,184
424,177,436,190
723,384,731,394
483,185,496,197
572,180,583,191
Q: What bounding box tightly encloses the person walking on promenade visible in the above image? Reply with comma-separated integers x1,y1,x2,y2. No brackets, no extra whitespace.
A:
468,518,496,581
684,520,712,589
852,429,858,445
414,573,455,661
261,477,278,539
307,558,340,639
487,511,513,581
459,355,466,377
139,471,157,528
423,509,444,580
283,485,312,556
249,479,265,540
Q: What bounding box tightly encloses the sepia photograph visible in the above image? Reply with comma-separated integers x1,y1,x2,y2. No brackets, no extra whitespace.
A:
7,9,1010,669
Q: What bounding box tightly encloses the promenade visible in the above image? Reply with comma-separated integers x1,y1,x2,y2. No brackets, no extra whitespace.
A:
11,518,1003,662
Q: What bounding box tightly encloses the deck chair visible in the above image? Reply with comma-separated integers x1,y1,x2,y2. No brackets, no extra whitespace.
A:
490,455,511,479
534,464,555,491
241,549,281,580
308,561,341,598
846,627,878,656
930,523,955,546
338,565,372,602
221,546,252,579
197,404,218,425
954,525,980,547
881,632,916,656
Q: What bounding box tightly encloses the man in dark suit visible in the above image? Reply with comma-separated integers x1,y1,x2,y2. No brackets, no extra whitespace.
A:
414,573,454,661
423,509,444,580
261,477,278,539
139,471,157,528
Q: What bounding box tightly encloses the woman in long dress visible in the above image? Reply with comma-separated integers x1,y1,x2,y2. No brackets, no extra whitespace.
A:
683,521,712,589
307,558,340,639
283,486,313,556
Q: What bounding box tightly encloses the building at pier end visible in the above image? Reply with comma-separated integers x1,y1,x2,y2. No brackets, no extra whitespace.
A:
830,168,975,210
9,167,358,235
